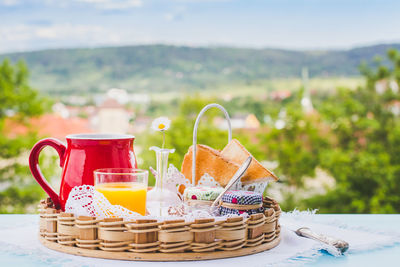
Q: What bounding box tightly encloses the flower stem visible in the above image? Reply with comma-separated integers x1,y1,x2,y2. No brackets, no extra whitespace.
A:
162,131,165,149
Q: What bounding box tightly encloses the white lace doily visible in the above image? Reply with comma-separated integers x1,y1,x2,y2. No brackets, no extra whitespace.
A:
150,164,192,199
198,173,221,187
65,184,219,221
150,163,269,195
165,164,192,199
65,185,142,220
232,179,270,194
197,172,270,195
64,164,269,220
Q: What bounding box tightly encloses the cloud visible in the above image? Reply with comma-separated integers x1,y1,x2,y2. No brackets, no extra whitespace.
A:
168,0,231,3
0,23,123,53
0,0,20,6
10,0,144,10
35,24,107,39
26,19,53,26
76,0,142,10
164,13,175,21
164,6,186,22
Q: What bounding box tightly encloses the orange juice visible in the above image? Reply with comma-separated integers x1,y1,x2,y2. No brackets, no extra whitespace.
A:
95,182,147,215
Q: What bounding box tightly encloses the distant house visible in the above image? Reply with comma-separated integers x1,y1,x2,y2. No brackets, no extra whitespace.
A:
5,114,92,140
93,98,131,134
132,116,152,134
388,100,400,116
375,79,399,94
52,102,96,119
5,89,138,140
214,114,260,130
269,90,291,101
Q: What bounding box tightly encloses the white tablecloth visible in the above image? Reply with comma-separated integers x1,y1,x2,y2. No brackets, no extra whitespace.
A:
0,213,399,266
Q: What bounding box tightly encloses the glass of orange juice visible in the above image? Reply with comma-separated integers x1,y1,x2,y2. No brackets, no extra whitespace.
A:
94,168,148,215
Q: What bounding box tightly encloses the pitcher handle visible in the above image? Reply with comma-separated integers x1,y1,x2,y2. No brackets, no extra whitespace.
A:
29,138,67,210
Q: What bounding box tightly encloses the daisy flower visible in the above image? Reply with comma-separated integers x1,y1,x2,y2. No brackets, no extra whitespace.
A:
151,117,171,132
151,117,171,148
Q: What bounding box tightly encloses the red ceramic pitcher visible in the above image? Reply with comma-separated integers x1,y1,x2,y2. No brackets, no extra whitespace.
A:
29,134,137,210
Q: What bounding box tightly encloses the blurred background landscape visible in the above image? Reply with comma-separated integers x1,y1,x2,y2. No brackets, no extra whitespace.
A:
1,0,400,214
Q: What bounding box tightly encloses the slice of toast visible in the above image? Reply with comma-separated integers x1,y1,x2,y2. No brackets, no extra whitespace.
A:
181,144,240,187
221,139,278,183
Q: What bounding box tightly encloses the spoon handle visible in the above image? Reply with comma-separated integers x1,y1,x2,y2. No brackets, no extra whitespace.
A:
296,227,349,253
210,156,252,210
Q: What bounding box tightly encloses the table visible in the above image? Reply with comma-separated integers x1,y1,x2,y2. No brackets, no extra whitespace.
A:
0,214,399,266
305,214,400,266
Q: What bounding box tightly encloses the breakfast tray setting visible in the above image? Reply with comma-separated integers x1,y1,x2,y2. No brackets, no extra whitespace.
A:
30,103,282,261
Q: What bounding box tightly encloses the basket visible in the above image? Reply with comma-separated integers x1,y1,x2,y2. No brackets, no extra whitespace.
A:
38,198,282,261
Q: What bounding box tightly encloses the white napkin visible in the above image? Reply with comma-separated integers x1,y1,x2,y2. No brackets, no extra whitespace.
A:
275,211,400,265
0,213,398,267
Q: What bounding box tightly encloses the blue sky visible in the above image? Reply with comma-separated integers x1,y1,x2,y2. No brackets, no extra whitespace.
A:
0,0,399,53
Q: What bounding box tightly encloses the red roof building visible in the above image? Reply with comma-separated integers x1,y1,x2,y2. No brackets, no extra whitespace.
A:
5,114,92,140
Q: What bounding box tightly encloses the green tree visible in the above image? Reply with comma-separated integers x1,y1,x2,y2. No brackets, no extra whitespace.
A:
0,59,50,213
256,90,329,210
255,49,400,213
305,49,400,213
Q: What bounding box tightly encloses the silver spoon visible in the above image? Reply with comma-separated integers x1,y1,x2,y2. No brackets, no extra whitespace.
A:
294,227,349,254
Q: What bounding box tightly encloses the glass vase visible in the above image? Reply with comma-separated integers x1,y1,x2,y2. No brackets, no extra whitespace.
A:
146,146,181,216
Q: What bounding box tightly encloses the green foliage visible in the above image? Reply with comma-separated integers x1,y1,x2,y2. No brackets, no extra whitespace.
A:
227,49,400,214
258,91,329,187
302,49,400,213
0,59,50,213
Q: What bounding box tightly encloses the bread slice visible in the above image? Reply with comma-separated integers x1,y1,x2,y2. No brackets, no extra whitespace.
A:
181,144,240,187
221,139,278,183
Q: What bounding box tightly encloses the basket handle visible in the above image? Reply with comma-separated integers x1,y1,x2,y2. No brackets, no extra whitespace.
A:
192,103,232,186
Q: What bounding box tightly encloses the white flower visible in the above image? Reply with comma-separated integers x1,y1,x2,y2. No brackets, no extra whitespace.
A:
151,117,171,131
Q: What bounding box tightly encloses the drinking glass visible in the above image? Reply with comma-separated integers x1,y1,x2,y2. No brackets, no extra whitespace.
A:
94,168,148,215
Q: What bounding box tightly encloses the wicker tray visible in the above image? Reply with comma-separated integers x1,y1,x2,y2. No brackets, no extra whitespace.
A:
39,236,281,261
38,199,281,261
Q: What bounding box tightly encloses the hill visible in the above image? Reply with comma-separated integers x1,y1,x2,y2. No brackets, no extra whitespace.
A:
1,44,399,95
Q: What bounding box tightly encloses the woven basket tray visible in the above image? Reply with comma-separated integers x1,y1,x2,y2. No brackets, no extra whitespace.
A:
38,198,281,261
